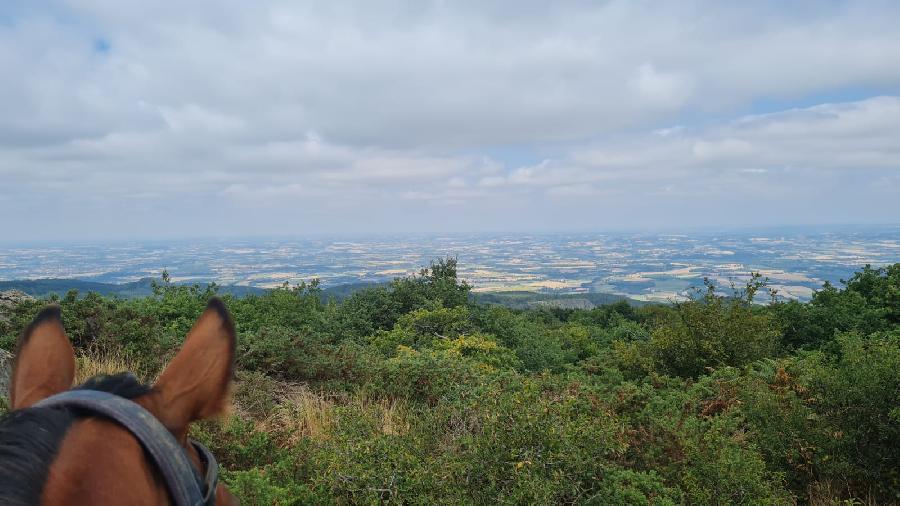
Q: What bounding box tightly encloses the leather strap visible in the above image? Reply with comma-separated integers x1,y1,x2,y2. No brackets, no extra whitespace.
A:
35,389,215,506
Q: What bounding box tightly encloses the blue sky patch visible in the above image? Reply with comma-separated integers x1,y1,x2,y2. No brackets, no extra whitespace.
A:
93,37,111,54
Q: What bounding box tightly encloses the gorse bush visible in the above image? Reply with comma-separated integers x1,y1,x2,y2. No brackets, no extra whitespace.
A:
798,331,900,497
615,278,781,379
2,260,899,504
771,264,900,350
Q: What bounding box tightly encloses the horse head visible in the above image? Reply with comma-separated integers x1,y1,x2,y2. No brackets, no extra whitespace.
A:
2,298,238,505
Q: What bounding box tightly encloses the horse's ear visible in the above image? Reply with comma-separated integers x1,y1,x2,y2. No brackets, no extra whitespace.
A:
10,305,75,409
151,298,235,438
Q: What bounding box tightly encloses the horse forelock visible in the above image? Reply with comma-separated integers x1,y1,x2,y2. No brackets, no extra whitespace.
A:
0,372,153,504
0,405,75,505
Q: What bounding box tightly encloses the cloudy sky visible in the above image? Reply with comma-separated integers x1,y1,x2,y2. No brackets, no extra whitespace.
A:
2,1,899,240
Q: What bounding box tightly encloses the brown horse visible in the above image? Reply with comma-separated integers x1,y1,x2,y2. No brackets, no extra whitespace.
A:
0,299,238,505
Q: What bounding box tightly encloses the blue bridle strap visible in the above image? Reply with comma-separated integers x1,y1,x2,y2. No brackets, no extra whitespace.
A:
35,389,217,506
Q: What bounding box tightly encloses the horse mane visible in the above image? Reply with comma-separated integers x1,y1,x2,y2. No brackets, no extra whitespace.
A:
0,372,152,505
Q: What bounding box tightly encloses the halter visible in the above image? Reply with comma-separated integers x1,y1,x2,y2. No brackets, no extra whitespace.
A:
35,389,218,506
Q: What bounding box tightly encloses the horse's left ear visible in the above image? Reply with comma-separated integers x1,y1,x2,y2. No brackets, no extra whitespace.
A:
151,298,236,439
10,305,76,409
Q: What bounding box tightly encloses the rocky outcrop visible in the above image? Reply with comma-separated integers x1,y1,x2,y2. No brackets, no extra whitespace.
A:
0,289,34,323
0,348,11,402
1,290,33,401
0,289,34,306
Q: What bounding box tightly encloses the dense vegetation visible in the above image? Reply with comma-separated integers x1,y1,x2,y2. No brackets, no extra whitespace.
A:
472,290,638,310
1,260,898,505
0,277,268,299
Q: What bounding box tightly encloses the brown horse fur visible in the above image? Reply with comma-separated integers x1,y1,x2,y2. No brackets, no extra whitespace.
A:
0,299,238,505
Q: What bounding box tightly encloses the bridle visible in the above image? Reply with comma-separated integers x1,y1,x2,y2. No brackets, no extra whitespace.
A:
35,389,219,506
35,389,218,506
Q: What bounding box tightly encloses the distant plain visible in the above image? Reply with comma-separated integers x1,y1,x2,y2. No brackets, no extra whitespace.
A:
2,226,897,302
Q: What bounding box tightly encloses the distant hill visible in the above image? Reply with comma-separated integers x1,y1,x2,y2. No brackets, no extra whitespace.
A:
0,278,392,302
319,281,386,301
0,278,267,299
0,278,645,309
472,291,646,309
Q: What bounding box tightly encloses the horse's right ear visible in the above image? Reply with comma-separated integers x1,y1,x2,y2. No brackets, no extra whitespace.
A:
151,298,236,440
10,305,76,409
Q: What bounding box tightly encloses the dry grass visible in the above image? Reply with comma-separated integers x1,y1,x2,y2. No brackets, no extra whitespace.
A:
341,392,410,438
74,350,153,385
244,379,410,448
807,481,878,506
73,351,413,449
258,384,336,445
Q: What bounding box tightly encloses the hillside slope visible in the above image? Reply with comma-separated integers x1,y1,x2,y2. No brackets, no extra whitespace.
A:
1,260,898,504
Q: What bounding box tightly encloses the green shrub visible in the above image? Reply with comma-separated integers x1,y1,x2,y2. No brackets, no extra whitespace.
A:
431,334,522,371
585,468,679,505
617,280,781,378
367,346,491,404
228,281,326,336
388,258,471,315
223,468,319,506
1,263,897,504
238,325,372,384
446,375,631,503
771,264,899,349
330,286,401,341
736,360,819,496
369,306,475,355
677,414,791,504
233,370,279,420
796,331,900,500
192,416,285,471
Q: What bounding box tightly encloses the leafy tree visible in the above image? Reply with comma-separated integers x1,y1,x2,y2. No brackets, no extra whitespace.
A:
389,257,471,313
619,277,781,378
330,286,401,341
771,264,899,349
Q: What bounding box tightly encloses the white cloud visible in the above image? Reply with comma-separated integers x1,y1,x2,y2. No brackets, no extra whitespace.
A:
0,1,899,238
473,96,900,196
4,1,900,149
632,63,694,111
